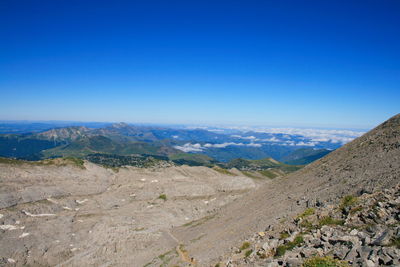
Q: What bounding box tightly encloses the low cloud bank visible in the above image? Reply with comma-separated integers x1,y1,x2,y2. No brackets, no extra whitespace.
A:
174,142,261,152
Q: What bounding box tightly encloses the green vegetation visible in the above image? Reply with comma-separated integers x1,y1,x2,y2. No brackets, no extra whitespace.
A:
297,208,315,219
157,249,176,267
213,166,236,176
279,231,290,239
85,153,168,168
349,206,363,215
241,171,262,179
302,256,350,267
259,169,279,179
300,219,316,232
318,216,345,227
244,249,253,257
339,195,358,211
390,237,400,249
63,157,85,168
224,157,303,177
0,156,85,169
158,194,167,201
169,153,216,166
240,241,251,250
282,148,331,165
275,234,304,257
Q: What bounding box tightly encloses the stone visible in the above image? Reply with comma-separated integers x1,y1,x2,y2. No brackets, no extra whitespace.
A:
350,229,358,236
286,257,302,267
372,230,392,246
365,259,375,267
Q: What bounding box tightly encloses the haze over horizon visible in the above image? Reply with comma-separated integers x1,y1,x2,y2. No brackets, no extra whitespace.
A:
1,1,399,128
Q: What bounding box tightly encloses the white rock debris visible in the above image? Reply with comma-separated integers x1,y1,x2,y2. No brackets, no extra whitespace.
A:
0,225,18,230
19,232,30,238
22,210,56,217
75,199,88,204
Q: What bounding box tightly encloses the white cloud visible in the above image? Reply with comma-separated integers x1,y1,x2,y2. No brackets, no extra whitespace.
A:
250,128,364,144
294,141,318,147
174,142,262,152
231,135,257,140
204,142,261,148
259,136,281,142
173,143,203,152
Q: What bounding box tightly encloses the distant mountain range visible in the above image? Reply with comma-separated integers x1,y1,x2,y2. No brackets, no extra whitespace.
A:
0,121,361,166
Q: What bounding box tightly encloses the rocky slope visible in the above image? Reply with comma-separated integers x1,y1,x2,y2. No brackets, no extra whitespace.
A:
219,184,400,266
165,114,400,266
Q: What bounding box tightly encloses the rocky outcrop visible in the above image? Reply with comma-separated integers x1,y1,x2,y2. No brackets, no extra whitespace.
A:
219,184,400,266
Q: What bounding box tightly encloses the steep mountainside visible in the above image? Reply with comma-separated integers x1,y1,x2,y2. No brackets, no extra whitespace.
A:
281,148,332,165
167,114,400,266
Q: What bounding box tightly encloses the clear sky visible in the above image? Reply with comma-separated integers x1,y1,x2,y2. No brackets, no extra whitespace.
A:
1,1,399,128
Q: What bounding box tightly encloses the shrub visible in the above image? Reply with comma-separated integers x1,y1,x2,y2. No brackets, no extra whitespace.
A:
302,256,350,267
158,194,167,201
275,245,287,257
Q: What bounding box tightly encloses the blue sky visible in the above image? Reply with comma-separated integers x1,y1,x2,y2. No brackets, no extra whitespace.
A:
0,1,399,128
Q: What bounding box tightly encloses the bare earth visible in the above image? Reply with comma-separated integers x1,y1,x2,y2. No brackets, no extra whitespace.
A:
0,162,261,266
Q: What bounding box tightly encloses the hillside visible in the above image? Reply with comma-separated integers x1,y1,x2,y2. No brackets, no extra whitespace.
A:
281,148,332,165
167,113,400,266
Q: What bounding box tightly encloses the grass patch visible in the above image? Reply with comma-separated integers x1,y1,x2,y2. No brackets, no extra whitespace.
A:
158,249,176,267
349,206,363,215
339,195,358,211
213,166,236,176
318,216,344,227
158,194,167,201
240,241,251,250
0,156,85,169
275,234,304,257
297,208,315,219
300,219,315,231
302,256,350,267
245,249,253,257
279,231,290,239
259,169,278,179
390,237,400,249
